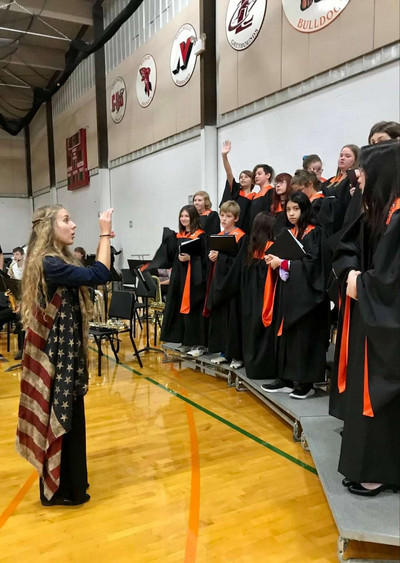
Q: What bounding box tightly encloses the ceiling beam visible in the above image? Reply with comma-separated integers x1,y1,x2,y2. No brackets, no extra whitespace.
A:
1,44,65,71
4,0,94,27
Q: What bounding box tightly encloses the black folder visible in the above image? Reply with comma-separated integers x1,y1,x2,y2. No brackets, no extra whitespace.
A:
179,237,202,256
208,235,237,253
268,229,306,260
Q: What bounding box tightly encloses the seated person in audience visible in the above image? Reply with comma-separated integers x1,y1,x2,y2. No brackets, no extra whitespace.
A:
241,212,277,379
368,120,400,145
74,247,88,266
193,191,220,235
269,173,293,236
302,153,326,182
159,205,208,354
157,268,171,301
9,247,25,280
291,169,324,215
331,141,400,496
262,192,331,399
206,201,248,369
220,140,255,233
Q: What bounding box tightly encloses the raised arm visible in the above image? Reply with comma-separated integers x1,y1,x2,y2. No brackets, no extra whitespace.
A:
96,208,114,270
222,140,234,187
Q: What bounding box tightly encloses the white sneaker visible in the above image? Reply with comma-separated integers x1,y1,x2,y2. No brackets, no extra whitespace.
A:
176,345,191,353
187,346,207,358
229,359,243,369
210,355,228,365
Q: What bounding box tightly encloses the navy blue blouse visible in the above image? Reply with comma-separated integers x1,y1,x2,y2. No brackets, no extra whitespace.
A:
43,256,112,288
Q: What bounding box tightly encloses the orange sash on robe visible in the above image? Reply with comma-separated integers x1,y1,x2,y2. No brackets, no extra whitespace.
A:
176,229,204,314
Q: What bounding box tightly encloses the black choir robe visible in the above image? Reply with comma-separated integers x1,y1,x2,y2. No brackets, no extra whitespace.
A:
220,179,254,234
248,188,274,232
205,230,248,361
275,225,331,383
241,250,277,379
199,210,220,236
330,208,400,486
154,230,208,346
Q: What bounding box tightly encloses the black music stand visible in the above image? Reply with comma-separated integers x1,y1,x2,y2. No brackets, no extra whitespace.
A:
128,261,163,355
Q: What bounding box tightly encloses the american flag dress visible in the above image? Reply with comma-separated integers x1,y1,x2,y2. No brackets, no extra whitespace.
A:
16,286,89,500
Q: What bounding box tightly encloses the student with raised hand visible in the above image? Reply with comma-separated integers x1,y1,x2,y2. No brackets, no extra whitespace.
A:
192,190,220,236
205,200,248,369
241,212,277,379
330,141,400,497
220,140,255,233
16,204,113,507
160,205,208,355
262,192,331,399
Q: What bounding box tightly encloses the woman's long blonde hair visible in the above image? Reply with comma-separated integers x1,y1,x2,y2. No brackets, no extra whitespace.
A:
21,204,91,329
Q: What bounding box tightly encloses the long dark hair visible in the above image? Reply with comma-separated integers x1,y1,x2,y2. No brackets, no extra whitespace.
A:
178,204,201,234
246,212,275,265
361,140,400,240
270,173,293,214
286,191,317,239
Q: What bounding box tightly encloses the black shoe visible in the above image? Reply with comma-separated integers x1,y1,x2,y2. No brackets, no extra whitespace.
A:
290,385,315,399
348,483,398,497
261,379,294,393
342,478,355,488
14,349,23,361
41,493,90,506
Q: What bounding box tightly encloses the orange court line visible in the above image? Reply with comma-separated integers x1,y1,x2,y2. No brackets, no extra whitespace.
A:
0,470,38,529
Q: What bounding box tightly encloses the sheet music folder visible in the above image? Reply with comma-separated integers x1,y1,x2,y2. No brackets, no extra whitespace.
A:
268,229,306,260
179,237,202,256
208,235,237,253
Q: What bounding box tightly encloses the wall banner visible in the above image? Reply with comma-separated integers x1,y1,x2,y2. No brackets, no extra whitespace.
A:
110,77,127,124
136,55,157,108
282,0,351,33
170,23,197,87
226,0,267,51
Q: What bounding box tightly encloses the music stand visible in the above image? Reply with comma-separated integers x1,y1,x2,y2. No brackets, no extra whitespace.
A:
128,261,163,355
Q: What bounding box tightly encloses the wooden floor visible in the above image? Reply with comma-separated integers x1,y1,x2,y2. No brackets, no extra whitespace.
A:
0,327,398,562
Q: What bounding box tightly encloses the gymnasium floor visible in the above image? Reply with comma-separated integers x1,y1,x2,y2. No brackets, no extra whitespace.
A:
0,329,397,562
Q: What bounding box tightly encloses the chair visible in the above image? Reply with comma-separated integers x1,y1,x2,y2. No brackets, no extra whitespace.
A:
89,290,143,377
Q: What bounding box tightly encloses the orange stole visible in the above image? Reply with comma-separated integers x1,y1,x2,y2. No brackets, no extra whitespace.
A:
217,228,245,242
260,241,277,327
176,229,204,314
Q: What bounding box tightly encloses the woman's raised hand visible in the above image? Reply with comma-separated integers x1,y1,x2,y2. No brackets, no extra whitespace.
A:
99,208,114,235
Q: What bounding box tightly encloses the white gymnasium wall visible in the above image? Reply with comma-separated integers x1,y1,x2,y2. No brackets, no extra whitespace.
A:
0,198,32,252
110,136,202,266
33,191,52,210
56,174,102,255
217,62,400,198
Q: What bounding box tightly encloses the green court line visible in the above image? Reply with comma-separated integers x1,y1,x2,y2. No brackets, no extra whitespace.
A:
89,346,318,476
